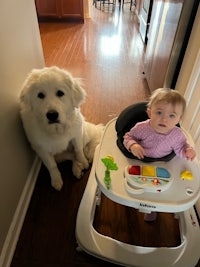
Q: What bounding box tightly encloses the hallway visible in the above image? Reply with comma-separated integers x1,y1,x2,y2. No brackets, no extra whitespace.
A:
39,1,150,124
11,2,199,267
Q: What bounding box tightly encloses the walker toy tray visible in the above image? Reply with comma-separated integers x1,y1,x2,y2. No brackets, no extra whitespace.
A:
95,118,200,212
124,164,173,194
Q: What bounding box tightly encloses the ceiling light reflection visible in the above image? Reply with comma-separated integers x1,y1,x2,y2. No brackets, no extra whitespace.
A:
100,34,121,56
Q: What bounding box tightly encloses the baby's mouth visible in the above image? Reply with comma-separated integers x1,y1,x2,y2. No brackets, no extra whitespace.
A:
158,124,167,128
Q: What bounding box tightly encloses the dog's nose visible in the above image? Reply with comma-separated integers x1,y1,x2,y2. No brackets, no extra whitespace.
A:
46,110,59,123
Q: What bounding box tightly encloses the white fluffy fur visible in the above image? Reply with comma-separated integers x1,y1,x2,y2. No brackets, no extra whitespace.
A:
20,66,103,190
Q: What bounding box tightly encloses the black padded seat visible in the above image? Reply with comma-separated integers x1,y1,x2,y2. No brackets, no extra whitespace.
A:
115,102,176,162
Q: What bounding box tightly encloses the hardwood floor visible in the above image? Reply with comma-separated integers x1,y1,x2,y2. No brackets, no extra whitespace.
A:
10,2,200,267
38,1,150,125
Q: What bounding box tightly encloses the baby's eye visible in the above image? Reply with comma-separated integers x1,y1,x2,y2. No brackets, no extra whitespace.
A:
37,92,45,99
156,111,162,115
169,114,176,119
56,90,65,97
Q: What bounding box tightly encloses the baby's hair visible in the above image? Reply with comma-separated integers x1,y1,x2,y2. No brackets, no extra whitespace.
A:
147,88,186,114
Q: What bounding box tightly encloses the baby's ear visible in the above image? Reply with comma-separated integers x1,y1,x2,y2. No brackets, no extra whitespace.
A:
147,108,151,118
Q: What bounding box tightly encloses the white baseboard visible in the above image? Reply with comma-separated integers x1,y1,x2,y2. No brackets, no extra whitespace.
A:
0,156,41,267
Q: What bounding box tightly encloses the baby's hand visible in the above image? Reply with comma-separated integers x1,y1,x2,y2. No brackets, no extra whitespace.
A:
185,147,196,161
130,144,145,159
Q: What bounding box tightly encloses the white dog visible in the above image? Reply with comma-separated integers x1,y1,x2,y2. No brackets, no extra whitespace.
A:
20,66,103,190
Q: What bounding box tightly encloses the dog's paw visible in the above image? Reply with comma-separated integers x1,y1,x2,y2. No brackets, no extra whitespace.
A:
72,161,85,179
76,154,89,170
50,168,63,191
51,177,63,191
82,159,89,170
84,148,95,163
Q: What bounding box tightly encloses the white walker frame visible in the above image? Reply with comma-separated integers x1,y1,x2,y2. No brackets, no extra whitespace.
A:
76,118,200,267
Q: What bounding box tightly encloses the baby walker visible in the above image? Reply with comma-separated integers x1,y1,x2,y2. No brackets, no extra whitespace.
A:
76,102,200,267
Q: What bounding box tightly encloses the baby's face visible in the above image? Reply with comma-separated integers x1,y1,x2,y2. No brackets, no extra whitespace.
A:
147,101,183,134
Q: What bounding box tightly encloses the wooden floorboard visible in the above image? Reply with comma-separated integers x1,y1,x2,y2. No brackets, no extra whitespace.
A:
93,194,181,248
11,1,200,267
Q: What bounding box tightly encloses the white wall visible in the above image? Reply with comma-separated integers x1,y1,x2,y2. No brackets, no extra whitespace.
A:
176,4,200,96
176,4,200,215
0,0,44,257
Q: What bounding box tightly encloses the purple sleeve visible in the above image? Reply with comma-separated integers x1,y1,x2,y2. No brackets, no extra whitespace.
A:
123,122,144,151
171,128,191,158
123,129,138,151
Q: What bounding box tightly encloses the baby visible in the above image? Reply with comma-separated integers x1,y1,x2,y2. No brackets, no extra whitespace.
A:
123,88,196,161
123,88,196,221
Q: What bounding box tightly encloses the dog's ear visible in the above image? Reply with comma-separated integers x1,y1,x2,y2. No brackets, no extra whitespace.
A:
71,78,86,108
61,68,86,108
19,69,38,109
20,86,30,106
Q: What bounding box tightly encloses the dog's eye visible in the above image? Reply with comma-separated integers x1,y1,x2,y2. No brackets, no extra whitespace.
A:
56,90,64,97
37,92,45,99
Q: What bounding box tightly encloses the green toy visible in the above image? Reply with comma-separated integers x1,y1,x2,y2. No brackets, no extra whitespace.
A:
101,155,118,189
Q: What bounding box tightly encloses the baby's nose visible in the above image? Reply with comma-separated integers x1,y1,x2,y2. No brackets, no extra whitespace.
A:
161,115,167,121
